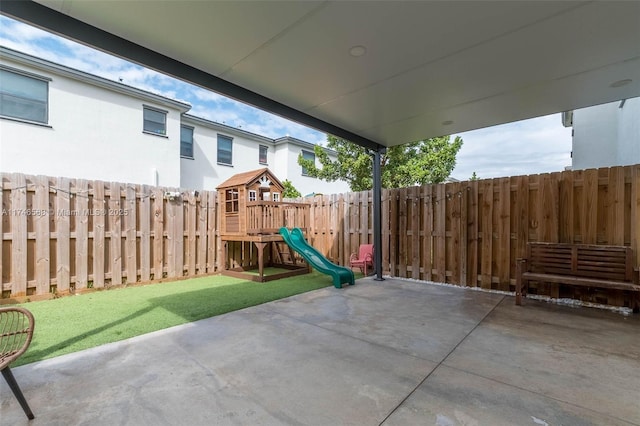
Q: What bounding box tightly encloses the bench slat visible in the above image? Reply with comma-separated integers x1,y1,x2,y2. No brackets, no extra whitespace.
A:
516,242,640,312
521,272,640,292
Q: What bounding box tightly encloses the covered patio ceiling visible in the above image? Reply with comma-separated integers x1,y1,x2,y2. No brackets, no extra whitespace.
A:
2,1,640,150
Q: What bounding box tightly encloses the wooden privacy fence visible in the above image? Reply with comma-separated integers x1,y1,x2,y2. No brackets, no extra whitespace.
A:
1,173,219,299
303,165,640,309
2,164,640,308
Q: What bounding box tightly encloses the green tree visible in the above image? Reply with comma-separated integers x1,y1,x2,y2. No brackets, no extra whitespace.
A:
298,135,463,191
281,179,301,198
470,171,479,181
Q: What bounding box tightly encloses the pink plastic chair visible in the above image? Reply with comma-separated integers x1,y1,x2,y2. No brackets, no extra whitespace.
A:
350,244,374,276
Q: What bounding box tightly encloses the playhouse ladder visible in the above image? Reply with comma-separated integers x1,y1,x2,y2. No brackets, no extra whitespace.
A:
273,241,297,266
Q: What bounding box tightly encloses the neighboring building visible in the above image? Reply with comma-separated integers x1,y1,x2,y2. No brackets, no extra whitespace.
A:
179,115,341,196
0,46,350,195
563,97,640,170
0,47,188,186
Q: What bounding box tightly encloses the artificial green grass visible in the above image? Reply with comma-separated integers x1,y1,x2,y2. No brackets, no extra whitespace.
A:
13,271,336,366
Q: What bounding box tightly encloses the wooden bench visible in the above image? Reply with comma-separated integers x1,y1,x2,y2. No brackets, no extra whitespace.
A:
516,242,640,313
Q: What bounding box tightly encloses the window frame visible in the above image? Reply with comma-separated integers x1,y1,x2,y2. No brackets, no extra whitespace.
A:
259,144,268,164
301,149,315,176
180,125,194,159
272,192,280,202
0,66,50,125
248,190,257,202
142,105,167,136
225,189,239,213
217,134,233,166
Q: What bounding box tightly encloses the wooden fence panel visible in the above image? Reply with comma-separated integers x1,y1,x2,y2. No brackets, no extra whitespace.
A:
109,182,122,286
559,171,573,243
74,179,89,290
381,189,391,275
125,184,137,284
211,191,218,272
330,194,340,264
409,186,420,280
434,184,446,283
1,174,223,299
140,185,151,281
447,183,461,285
496,178,510,291
185,191,197,276
92,181,105,288
459,183,468,286
196,191,207,275
34,175,50,295
466,179,478,287
2,166,640,309
176,196,185,276
11,173,27,296
582,169,599,244
153,187,164,279
421,184,433,282
608,167,626,245
479,179,493,289
397,187,408,278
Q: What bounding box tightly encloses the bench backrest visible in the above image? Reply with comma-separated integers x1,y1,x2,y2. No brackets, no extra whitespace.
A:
527,242,635,282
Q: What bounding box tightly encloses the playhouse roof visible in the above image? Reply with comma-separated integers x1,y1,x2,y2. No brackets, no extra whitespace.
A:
216,168,285,191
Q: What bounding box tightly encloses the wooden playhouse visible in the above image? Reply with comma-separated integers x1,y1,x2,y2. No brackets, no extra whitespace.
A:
216,168,311,282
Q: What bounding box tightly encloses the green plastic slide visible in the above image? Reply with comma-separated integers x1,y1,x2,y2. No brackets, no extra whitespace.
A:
279,227,355,288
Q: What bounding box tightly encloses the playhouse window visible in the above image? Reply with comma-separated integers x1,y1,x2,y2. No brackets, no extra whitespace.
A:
248,190,257,202
272,192,280,202
225,189,239,213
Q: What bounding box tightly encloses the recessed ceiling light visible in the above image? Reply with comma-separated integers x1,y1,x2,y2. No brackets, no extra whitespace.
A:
349,45,367,57
609,79,632,88
442,120,454,126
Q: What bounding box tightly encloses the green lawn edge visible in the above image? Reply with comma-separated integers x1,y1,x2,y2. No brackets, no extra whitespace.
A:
13,271,350,366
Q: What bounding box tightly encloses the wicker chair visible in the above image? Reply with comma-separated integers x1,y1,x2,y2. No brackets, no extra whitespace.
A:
1,306,35,420
350,244,374,276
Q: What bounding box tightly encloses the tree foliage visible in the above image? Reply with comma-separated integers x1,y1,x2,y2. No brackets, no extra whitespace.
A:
298,135,463,191
281,179,302,198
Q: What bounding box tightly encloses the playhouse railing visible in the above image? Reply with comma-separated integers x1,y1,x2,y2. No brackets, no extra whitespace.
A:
246,201,310,234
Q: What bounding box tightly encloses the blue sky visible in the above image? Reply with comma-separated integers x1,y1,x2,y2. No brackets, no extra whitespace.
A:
0,15,572,181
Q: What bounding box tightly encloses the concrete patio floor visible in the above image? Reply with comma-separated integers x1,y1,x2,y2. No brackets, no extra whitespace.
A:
2,277,639,425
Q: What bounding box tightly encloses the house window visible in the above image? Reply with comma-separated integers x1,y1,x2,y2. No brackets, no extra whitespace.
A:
225,189,239,213
143,106,167,135
272,192,280,202
180,125,194,158
217,135,233,165
0,67,49,124
259,145,268,164
248,190,257,202
301,150,315,175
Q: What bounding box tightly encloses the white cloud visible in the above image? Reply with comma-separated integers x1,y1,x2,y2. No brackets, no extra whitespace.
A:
451,114,572,180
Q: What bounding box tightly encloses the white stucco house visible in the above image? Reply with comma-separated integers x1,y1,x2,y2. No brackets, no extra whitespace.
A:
563,97,640,170
0,46,349,195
